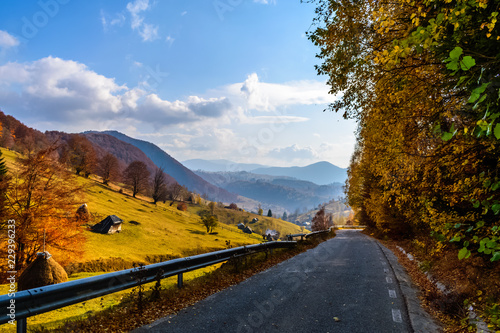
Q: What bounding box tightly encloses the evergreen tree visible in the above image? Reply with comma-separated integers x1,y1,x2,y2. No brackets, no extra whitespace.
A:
267,209,272,217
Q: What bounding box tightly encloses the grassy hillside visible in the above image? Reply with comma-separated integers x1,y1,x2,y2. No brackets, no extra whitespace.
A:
0,147,304,270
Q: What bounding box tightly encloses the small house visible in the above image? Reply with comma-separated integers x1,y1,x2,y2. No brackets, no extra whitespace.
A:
91,215,123,234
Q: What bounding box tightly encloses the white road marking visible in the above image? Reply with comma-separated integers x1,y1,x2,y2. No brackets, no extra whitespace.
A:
388,289,397,298
386,276,393,283
392,309,403,323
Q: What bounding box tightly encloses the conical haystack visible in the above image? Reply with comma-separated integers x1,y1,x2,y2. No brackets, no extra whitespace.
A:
18,252,68,291
75,203,90,223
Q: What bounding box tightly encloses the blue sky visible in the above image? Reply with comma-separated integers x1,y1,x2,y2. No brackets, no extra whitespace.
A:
0,0,356,168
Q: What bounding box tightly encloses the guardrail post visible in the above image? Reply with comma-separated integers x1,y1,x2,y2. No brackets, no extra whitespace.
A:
17,318,27,333
177,273,183,288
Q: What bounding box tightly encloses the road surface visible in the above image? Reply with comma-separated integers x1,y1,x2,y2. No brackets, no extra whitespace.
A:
134,230,440,333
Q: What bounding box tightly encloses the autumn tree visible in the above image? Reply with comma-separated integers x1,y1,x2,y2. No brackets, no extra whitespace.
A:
151,167,168,204
2,144,85,271
229,203,238,210
0,150,10,219
208,201,216,215
312,206,329,231
308,0,500,260
67,135,97,178
123,160,150,198
198,209,218,233
99,153,120,185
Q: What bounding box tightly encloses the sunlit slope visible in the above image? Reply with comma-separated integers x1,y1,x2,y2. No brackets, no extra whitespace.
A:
82,180,304,263
81,181,264,262
1,148,303,265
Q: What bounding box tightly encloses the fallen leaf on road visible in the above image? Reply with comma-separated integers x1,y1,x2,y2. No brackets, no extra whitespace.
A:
334,317,340,322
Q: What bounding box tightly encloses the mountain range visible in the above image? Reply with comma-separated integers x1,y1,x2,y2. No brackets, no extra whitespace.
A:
183,159,347,185
182,159,268,173
192,170,344,212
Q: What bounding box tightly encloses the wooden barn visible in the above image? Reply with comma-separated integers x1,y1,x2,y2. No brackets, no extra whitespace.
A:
91,215,123,234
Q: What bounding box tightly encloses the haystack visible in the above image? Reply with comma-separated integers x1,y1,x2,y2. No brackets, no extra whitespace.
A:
18,252,68,291
75,203,90,223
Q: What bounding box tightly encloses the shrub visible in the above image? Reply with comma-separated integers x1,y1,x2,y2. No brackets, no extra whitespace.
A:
177,202,187,211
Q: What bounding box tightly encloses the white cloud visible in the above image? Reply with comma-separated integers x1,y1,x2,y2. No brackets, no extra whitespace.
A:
253,0,276,4
227,73,338,111
100,10,126,31
138,23,159,41
165,35,175,46
0,57,233,130
126,0,149,28
270,144,318,161
240,115,308,125
0,30,19,50
138,94,231,126
126,0,159,41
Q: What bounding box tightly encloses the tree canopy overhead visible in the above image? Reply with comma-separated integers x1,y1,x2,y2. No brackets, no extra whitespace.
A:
307,0,500,261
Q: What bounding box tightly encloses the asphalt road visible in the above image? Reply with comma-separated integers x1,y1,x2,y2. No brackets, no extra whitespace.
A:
133,230,440,333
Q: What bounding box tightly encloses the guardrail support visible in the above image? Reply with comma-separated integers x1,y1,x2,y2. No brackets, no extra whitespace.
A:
177,273,183,289
17,318,27,333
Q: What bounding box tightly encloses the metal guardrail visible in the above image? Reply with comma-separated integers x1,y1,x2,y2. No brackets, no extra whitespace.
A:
1,241,296,332
286,228,332,241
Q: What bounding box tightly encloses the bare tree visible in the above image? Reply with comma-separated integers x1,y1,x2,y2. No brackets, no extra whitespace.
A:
170,183,187,201
99,153,120,185
151,167,168,204
123,161,150,198
312,206,329,231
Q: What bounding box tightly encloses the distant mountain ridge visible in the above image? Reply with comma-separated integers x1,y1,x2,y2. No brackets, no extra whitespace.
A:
86,131,237,202
193,170,344,212
253,161,347,185
182,159,268,172
184,159,348,186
